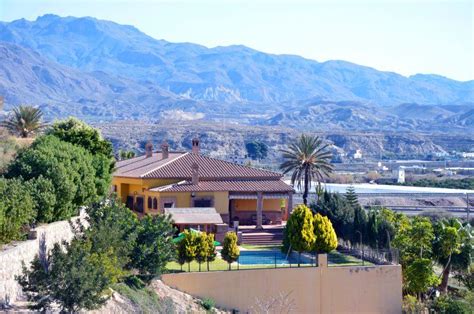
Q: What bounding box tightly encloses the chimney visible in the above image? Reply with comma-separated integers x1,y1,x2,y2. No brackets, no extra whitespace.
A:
161,140,169,159
192,137,200,154
191,162,199,185
145,141,153,158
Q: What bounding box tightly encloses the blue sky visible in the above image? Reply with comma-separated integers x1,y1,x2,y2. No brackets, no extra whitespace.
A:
1,0,472,81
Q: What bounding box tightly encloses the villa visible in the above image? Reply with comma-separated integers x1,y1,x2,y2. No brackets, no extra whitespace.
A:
112,138,294,229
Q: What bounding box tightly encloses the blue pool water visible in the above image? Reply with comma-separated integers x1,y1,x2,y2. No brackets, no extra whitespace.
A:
238,250,314,265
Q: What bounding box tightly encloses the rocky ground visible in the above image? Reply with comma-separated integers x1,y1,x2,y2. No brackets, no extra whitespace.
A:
7,279,229,314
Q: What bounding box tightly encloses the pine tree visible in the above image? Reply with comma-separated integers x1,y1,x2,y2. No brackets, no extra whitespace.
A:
221,232,240,270
345,185,360,209
286,204,315,266
313,213,338,253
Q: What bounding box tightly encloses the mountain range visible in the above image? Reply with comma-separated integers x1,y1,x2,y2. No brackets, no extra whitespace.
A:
0,14,473,132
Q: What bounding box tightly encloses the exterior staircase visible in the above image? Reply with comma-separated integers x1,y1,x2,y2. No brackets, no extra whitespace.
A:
240,226,284,245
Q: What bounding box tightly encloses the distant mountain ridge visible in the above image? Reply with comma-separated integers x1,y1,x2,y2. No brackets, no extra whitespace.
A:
1,14,472,107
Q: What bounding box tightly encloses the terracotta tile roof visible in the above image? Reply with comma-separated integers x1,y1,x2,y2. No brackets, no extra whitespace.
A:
114,151,186,177
143,153,282,179
115,152,282,180
153,179,293,193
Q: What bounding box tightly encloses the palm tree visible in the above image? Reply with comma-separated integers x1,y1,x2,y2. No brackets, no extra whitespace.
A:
280,134,334,205
1,105,45,138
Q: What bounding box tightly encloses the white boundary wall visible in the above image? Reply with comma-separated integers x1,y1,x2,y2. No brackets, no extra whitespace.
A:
0,210,87,305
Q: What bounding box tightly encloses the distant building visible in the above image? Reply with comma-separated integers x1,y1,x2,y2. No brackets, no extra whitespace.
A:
353,149,363,159
392,167,405,183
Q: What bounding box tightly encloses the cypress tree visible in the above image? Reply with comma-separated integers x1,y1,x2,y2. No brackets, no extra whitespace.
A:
221,232,240,270
313,213,338,253
195,233,209,272
286,204,315,266
205,233,217,271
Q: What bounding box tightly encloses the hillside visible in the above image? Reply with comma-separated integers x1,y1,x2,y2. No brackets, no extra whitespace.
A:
0,42,203,121
1,14,472,106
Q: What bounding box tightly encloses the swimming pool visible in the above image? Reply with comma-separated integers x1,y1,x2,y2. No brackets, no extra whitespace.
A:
238,250,314,265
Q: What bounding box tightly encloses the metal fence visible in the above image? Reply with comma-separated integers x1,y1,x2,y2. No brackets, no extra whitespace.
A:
168,246,399,273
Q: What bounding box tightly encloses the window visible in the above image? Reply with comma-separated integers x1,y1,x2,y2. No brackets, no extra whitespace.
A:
194,199,212,207
153,198,158,209
193,197,213,208
147,197,152,209
163,202,174,208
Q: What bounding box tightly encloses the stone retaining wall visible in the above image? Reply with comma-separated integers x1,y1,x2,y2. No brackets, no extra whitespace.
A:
0,211,87,306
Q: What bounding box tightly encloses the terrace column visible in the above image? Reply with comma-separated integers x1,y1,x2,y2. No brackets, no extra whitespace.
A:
256,192,263,229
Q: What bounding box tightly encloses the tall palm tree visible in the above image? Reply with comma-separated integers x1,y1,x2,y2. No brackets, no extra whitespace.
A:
280,134,334,205
1,105,45,138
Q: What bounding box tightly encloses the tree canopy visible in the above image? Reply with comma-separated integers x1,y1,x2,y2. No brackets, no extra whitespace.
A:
313,213,338,253
2,105,45,138
6,135,98,220
280,134,333,205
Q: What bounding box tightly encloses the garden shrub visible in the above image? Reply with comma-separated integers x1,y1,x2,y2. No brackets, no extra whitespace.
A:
221,231,240,270
130,214,176,276
201,297,215,311
26,176,57,223
6,135,97,221
0,177,34,244
313,213,338,253
17,239,113,312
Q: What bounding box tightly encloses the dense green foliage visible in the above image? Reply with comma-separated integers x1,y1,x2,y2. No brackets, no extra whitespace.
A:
17,200,178,312
205,233,217,271
47,117,113,159
284,205,315,263
314,189,401,250
47,118,114,195
280,134,333,205
6,135,97,220
0,177,34,244
17,240,113,312
176,231,217,272
312,213,338,253
245,141,268,160
177,230,198,272
195,232,210,272
221,232,240,269
201,298,215,311
1,105,45,138
314,188,473,304
130,214,176,275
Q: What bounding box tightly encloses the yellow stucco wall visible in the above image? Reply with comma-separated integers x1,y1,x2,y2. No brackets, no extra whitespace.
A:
234,199,282,212
112,176,284,216
162,264,402,313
